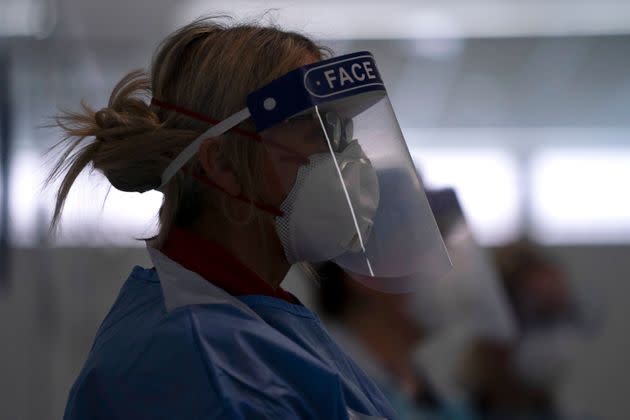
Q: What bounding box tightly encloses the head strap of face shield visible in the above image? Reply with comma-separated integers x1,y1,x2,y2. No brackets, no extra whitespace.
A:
151,99,261,142
151,99,313,190
151,98,254,189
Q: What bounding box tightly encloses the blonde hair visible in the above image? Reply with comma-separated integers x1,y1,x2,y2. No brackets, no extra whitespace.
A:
47,16,330,246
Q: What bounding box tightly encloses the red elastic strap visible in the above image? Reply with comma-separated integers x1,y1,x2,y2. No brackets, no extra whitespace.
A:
192,172,284,217
187,164,285,216
151,98,261,142
151,98,309,165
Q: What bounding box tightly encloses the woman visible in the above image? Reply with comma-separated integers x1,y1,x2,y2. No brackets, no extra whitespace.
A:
51,16,449,420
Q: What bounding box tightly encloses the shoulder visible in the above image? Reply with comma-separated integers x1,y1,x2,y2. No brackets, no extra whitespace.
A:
183,303,351,419
185,302,339,381
65,305,233,419
67,302,345,420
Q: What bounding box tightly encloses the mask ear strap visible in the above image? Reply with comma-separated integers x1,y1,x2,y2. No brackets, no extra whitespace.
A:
159,107,252,188
191,171,284,217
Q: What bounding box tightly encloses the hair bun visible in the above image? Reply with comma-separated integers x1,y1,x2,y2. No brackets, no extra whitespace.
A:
95,108,125,129
105,168,162,193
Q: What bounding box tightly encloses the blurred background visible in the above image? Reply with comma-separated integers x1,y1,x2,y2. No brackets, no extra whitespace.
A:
1,0,629,419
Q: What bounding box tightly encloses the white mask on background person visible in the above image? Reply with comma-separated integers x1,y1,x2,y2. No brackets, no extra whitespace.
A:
409,219,517,340
275,140,380,264
513,324,582,388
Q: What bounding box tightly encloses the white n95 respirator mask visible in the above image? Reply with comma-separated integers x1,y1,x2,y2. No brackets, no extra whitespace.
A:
275,137,380,263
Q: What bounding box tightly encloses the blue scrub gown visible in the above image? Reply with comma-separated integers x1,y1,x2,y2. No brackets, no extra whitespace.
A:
63,247,397,419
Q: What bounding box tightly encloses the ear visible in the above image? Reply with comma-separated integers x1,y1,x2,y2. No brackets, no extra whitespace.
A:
198,138,241,196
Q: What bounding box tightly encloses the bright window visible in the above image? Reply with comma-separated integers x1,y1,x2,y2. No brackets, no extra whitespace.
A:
411,147,521,245
530,148,630,244
10,149,161,246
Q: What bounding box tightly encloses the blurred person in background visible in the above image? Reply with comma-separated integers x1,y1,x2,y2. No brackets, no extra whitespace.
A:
460,241,590,420
308,187,514,420
311,260,477,420
45,13,454,419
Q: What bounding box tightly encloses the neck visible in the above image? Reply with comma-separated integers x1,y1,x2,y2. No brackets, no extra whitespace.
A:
191,211,290,289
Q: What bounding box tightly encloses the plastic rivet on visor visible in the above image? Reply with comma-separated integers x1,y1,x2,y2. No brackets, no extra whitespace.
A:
263,97,277,111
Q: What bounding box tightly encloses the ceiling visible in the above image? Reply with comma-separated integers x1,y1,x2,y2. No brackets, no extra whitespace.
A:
4,0,630,40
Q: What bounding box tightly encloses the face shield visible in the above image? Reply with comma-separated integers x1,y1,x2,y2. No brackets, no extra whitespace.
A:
422,188,517,340
411,188,517,401
154,51,451,293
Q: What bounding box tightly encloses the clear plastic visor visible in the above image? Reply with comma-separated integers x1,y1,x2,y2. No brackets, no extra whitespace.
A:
260,92,451,292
